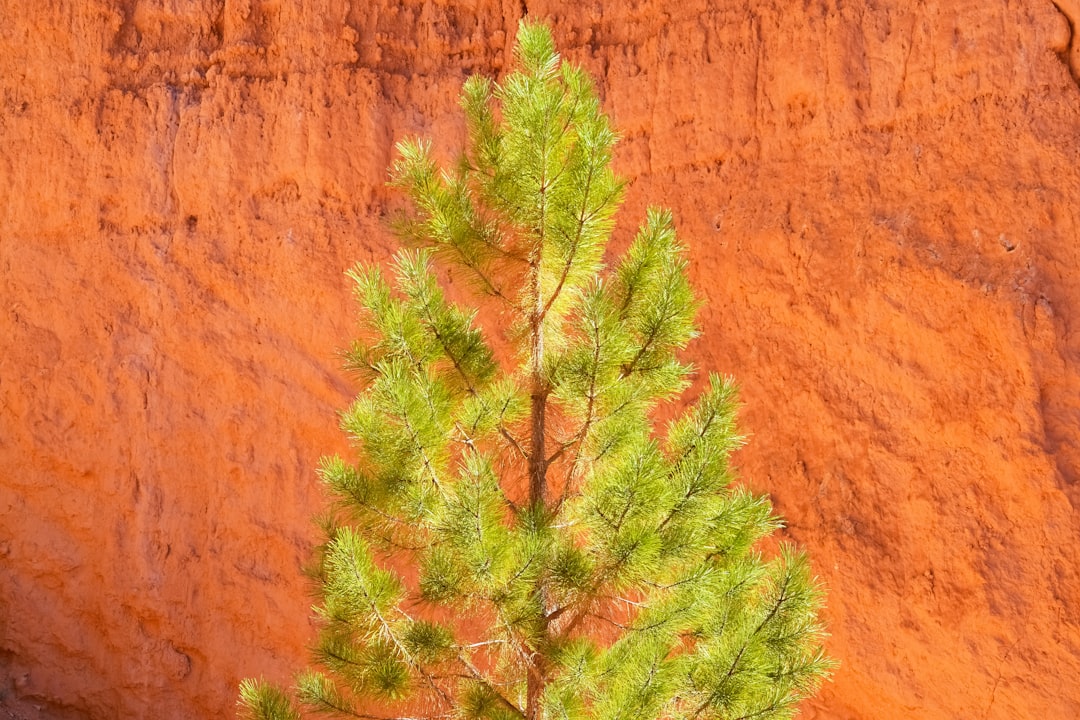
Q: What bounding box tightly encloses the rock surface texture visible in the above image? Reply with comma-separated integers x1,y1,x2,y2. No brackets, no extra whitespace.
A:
3,1,1079,718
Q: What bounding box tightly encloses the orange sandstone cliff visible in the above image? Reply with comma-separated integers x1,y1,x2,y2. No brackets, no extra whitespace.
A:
2,1,1079,718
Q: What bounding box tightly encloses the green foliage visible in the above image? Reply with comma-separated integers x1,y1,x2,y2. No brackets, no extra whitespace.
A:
241,19,832,720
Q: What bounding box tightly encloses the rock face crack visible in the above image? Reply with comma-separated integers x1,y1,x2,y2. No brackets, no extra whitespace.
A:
1050,0,1080,85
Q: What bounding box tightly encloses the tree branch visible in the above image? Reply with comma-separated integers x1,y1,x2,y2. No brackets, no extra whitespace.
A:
342,558,455,709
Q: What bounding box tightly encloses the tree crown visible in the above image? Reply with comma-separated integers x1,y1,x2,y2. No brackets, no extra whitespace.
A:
241,19,832,720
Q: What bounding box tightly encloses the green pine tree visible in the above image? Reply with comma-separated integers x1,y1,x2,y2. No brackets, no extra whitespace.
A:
240,20,832,720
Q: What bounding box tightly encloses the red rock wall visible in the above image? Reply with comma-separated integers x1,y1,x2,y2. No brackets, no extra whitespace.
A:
2,1,1079,718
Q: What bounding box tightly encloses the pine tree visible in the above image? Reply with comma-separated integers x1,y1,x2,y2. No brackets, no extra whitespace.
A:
240,20,832,720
